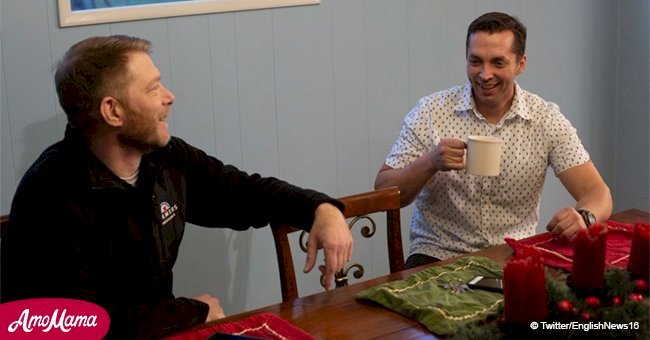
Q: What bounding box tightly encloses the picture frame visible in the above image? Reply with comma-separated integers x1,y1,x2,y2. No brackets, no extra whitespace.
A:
58,0,320,27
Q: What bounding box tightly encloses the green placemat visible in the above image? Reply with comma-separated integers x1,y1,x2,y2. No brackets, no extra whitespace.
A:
356,256,504,335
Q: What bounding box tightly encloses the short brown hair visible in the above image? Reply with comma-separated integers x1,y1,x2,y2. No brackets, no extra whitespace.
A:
54,35,151,131
466,12,527,60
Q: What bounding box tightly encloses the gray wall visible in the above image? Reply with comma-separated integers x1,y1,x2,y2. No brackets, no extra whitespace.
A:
615,0,650,212
1,0,648,315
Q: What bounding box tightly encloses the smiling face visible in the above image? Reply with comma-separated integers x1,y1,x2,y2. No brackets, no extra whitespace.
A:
466,30,526,120
116,52,175,152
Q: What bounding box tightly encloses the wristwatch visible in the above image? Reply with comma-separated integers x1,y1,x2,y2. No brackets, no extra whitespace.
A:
576,209,596,227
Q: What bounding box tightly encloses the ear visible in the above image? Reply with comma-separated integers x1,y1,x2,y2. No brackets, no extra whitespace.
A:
99,96,124,128
516,54,527,76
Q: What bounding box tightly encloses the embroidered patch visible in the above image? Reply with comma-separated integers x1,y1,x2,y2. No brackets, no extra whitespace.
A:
160,201,178,226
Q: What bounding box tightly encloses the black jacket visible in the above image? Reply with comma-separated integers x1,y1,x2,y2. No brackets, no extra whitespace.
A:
1,127,342,338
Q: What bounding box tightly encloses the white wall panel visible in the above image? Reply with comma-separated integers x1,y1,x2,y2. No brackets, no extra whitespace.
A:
3,1,59,182
331,0,371,197
615,0,650,212
272,3,338,299
364,0,410,280
208,13,243,167
231,9,283,311
234,10,280,177
1,0,647,316
1,37,16,211
365,0,410,178
274,3,337,194
168,17,215,153
407,0,449,104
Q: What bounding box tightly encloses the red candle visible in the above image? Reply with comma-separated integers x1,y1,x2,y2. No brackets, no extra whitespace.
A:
571,223,608,290
627,223,650,280
504,246,548,324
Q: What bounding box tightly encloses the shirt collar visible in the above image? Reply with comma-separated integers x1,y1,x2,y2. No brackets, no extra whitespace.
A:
63,125,136,190
509,82,531,120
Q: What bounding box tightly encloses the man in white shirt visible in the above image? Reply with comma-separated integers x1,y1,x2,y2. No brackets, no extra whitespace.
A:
375,12,612,268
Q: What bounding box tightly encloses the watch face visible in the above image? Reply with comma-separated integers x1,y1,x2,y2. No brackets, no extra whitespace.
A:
579,209,596,226
587,212,596,225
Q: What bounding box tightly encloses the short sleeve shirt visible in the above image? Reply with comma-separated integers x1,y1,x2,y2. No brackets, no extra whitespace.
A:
385,82,590,260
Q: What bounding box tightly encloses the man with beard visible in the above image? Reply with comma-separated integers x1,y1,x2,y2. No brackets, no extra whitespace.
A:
375,12,612,268
1,35,353,338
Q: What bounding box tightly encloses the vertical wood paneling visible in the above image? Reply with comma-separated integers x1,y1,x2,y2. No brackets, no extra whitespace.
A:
0,0,13,209
167,16,216,153
615,0,650,212
272,3,338,299
274,4,337,194
518,1,564,100
3,1,59,181
407,0,449,104
365,0,410,175
234,10,280,176
365,0,410,277
1,48,16,211
476,0,520,16
208,13,243,167
444,1,476,85
1,0,647,316
204,13,254,313
331,0,371,196
231,9,283,310
574,1,617,176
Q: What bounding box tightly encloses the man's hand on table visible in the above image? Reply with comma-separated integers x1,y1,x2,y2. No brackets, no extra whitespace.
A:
193,294,225,322
546,206,587,240
304,203,354,291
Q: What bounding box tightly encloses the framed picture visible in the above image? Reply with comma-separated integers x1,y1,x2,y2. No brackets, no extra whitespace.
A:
58,0,320,27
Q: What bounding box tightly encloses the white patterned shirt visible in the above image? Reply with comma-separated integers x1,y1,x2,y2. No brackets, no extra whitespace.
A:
385,82,590,260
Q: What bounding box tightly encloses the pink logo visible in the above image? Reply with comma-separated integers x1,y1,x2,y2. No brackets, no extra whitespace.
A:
0,298,110,339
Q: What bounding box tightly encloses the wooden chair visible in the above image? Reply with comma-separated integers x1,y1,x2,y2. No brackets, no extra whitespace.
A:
271,186,404,302
0,215,8,233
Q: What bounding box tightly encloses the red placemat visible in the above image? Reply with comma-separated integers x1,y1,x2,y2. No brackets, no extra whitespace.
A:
505,221,640,271
165,313,315,340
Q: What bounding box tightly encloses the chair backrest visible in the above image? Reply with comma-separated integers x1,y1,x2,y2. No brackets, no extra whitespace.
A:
271,186,404,302
0,215,8,234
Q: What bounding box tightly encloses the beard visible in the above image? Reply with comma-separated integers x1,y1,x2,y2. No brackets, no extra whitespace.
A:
117,103,171,153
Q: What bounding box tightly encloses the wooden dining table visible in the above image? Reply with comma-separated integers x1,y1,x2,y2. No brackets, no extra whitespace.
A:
181,209,649,340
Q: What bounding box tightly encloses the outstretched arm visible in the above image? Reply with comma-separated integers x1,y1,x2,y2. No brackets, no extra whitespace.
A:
546,161,612,239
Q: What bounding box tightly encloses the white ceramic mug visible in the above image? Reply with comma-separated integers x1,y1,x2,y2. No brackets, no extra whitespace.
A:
465,135,504,176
